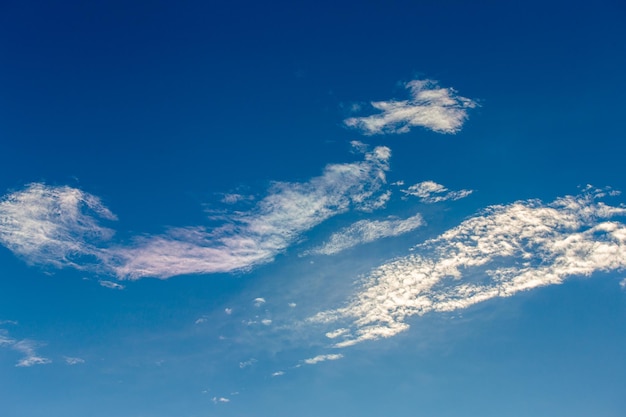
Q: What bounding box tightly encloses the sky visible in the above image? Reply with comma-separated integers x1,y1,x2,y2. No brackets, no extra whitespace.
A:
1,0,626,416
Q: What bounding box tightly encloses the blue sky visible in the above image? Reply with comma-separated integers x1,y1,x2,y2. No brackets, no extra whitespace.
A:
1,1,626,416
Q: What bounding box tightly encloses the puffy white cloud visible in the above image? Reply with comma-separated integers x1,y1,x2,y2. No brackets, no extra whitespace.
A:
401,180,473,203
344,79,477,135
303,353,344,365
311,189,626,347
305,213,424,256
253,298,266,307
0,183,116,269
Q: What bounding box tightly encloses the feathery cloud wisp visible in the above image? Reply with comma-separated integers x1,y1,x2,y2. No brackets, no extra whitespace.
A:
311,189,626,347
344,79,477,135
0,183,116,269
0,145,391,280
0,330,51,367
305,213,424,256
109,145,391,279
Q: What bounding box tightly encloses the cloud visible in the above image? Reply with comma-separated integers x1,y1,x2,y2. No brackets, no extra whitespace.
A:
311,188,626,348
239,358,257,368
98,280,125,290
0,183,116,269
253,298,266,307
401,181,473,203
0,331,51,367
0,144,392,280
272,370,285,377
212,397,230,404
620,278,626,290
344,79,477,135
303,353,344,365
305,213,424,256
64,356,85,365
108,144,392,279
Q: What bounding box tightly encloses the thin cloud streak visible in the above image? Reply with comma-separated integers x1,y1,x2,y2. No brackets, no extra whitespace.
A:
344,79,477,135
304,213,424,256
311,188,626,347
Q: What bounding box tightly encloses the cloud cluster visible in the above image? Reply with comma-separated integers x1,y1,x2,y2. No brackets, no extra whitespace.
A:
0,145,392,279
305,213,424,256
344,79,477,135
311,189,626,347
401,181,473,203
0,330,51,367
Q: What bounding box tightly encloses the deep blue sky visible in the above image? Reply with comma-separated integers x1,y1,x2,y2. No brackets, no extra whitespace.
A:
1,1,626,416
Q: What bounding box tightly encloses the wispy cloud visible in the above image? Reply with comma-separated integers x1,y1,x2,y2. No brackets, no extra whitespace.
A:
0,183,116,269
64,356,85,365
305,213,424,256
0,330,51,367
0,144,392,280
344,79,477,135
401,180,473,203
239,358,257,369
271,370,285,377
99,280,125,290
303,353,344,365
311,188,626,347
109,144,392,279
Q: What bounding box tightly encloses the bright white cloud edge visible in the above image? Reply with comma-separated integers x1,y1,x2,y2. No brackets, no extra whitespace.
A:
344,79,477,135
310,187,626,348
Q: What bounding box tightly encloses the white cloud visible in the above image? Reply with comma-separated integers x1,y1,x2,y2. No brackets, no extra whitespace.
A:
212,397,230,404
98,280,125,290
253,298,266,307
0,330,51,367
311,189,626,347
64,356,85,365
239,358,257,368
220,193,254,204
224,308,233,315
109,144,392,279
344,79,477,135
194,317,207,324
261,319,272,326
288,302,297,308
0,145,392,280
401,180,473,203
12,340,51,367
272,370,285,377
305,213,424,256
303,353,344,365
620,278,626,290
0,183,116,269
